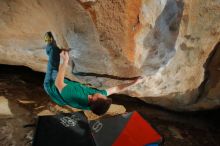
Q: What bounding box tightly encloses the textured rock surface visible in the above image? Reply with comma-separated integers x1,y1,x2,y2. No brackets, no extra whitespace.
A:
0,0,220,110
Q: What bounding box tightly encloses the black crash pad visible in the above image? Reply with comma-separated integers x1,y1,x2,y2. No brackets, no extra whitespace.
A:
33,111,162,146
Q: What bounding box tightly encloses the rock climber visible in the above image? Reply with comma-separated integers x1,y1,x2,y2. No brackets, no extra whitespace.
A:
43,32,143,115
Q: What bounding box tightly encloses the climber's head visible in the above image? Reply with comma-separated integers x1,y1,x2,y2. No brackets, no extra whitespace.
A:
44,32,55,44
88,93,112,116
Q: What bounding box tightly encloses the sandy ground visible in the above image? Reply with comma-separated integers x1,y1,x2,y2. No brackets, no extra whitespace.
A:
0,64,220,146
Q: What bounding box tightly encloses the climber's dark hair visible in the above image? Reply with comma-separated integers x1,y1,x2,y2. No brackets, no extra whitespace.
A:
89,96,112,116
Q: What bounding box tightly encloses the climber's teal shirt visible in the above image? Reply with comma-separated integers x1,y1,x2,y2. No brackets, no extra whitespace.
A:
44,78,107,110
60,79,108,110
44,80,66,106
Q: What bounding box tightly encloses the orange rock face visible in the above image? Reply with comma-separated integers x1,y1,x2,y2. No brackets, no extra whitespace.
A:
81,0,142,64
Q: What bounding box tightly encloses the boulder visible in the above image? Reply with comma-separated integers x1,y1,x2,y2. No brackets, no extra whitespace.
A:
0,96,13,118
0,0,220,110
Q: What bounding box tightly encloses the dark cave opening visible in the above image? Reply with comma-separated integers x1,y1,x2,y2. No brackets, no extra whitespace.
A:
0,64,45,85
197,42,220,105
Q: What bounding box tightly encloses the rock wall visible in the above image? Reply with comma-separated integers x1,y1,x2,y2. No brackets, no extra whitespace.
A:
0,0,220,110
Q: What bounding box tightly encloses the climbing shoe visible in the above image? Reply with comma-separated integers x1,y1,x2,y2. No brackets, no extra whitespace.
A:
44,32,54,44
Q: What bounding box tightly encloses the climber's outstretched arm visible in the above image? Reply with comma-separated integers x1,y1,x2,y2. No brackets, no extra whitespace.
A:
105,77,143,96
55,51,69,92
